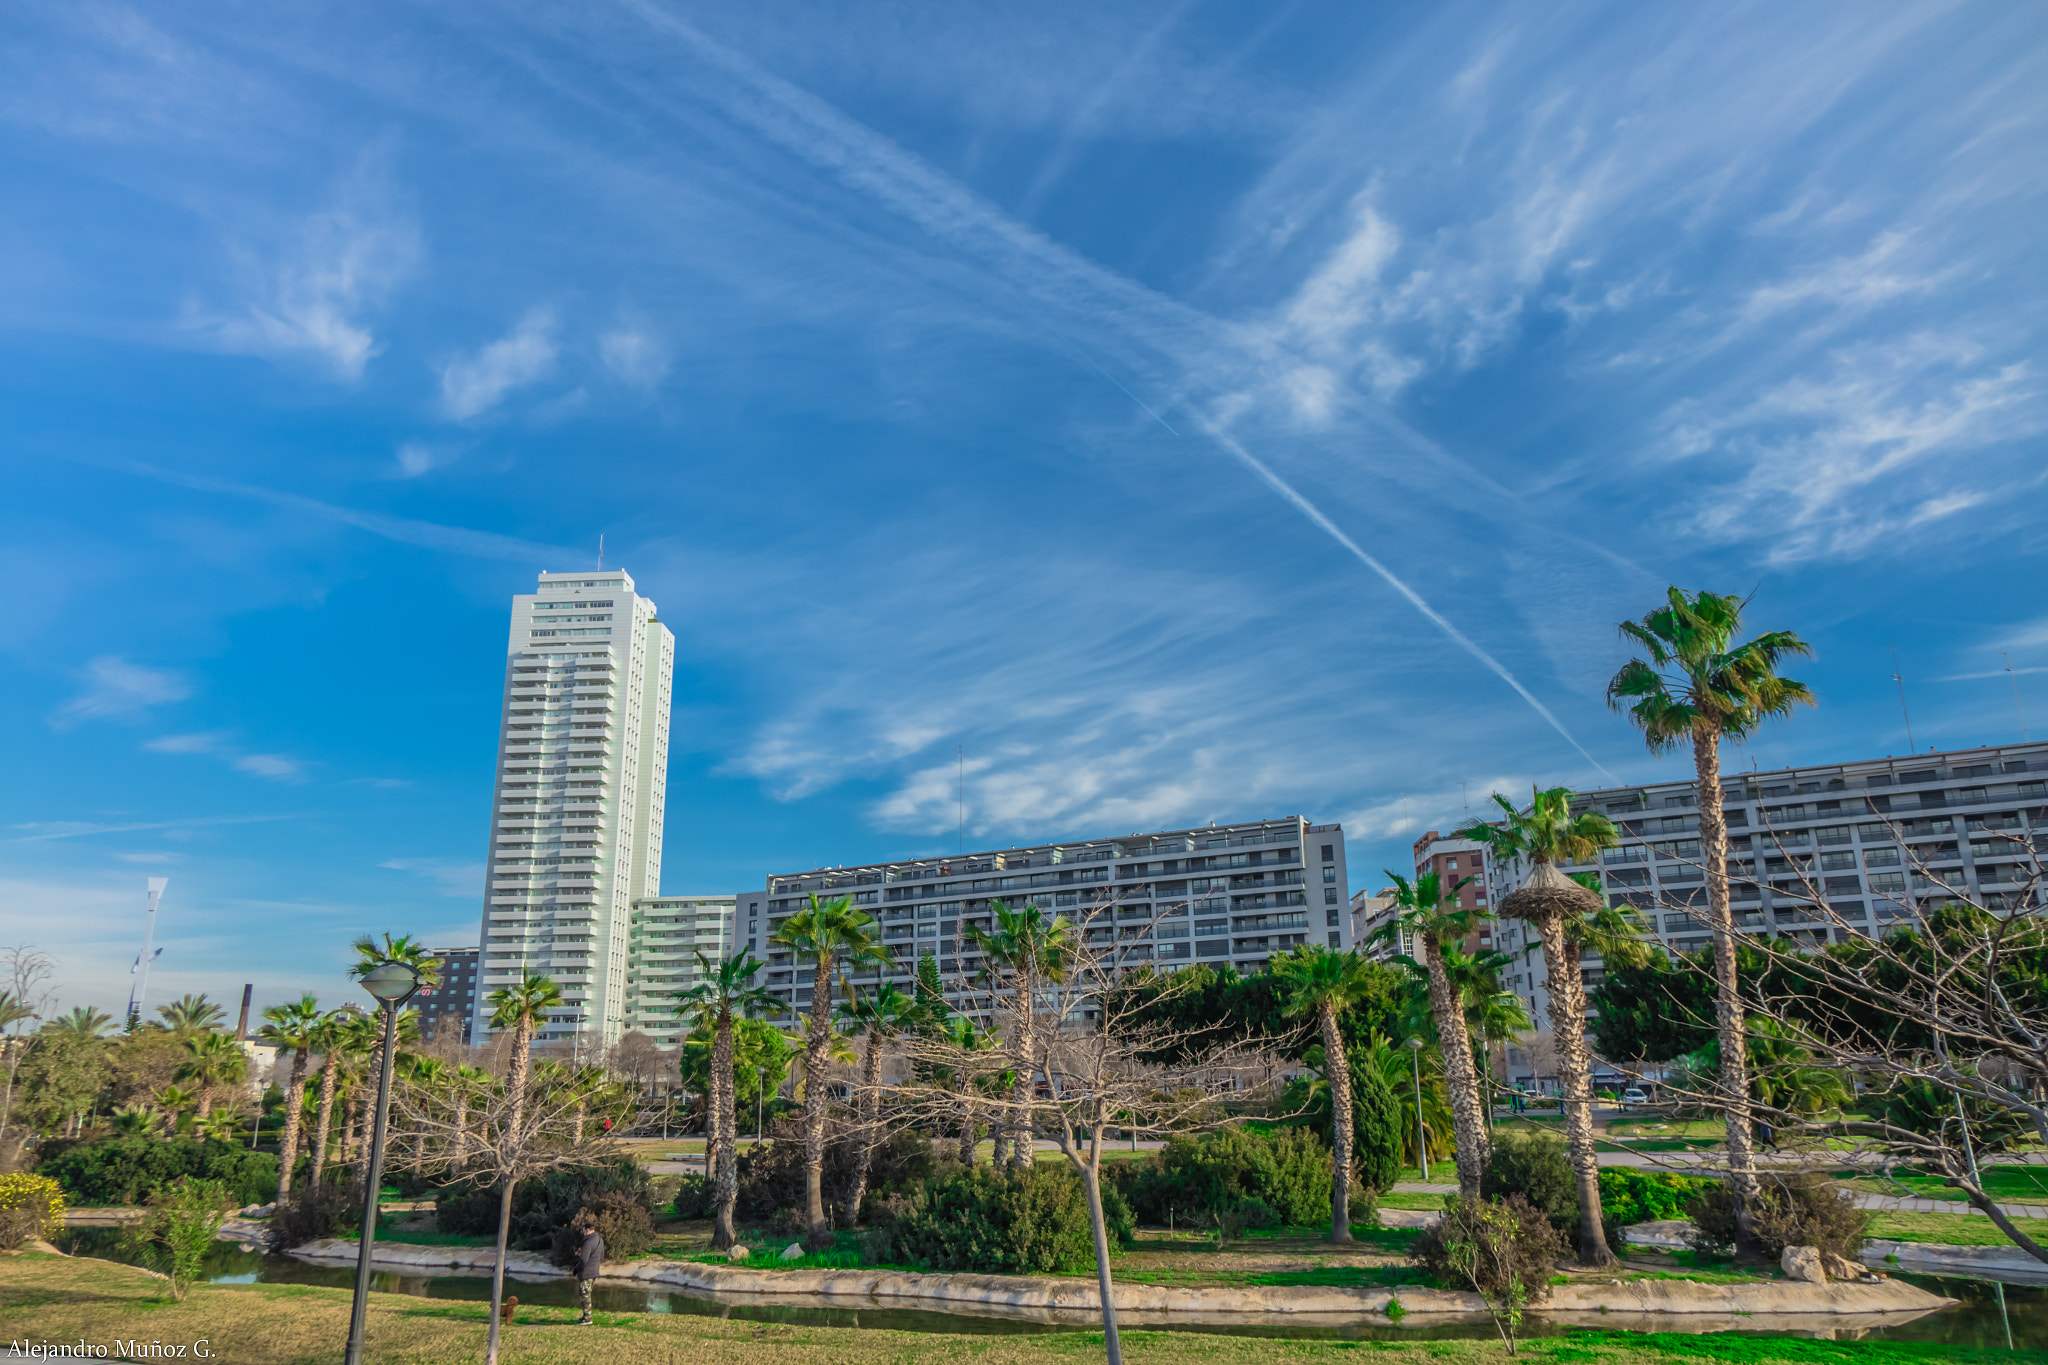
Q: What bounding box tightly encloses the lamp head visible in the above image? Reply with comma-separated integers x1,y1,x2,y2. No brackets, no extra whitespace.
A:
1405,1037,1424,1051
359,961,422,1005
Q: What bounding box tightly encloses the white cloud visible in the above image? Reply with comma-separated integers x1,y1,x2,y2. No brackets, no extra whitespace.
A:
232,753,305,781
192,196,418,380
116,851,180,864
1671,336,2042,562
379,858,484,899
52,656,189,728
599,328,669,388
439,310,559,419
393,441,458,478
142,731,230,754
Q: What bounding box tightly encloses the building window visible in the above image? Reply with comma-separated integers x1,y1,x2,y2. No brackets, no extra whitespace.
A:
1322,866,1337,883
1320,844,1334,862
1324,888,1338,905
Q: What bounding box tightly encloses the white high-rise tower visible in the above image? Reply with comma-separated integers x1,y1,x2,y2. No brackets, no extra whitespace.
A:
473,568,674,1047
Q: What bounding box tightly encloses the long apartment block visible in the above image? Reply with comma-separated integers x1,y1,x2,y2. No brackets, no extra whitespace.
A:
472,568,675,1046
623,895,736,1046
1490,739,2048,1034
739,816,1352,1012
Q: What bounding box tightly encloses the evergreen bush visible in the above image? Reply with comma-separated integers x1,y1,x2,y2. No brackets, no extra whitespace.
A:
1117,1125,1331,1227
1597,1168,1717,1228
0,1173,66,1248
1480,1128,1576,1234
878,1166,1133,1273
37,1137,278,1207
1687,1171,1870,1260
548,1189,655,1267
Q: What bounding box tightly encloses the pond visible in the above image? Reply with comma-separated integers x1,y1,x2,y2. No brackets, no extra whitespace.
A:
51,1229,2046,1350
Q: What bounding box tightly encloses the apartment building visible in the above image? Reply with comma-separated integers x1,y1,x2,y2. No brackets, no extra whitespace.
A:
740,817,1352,1012
1489,740,2048,1045
472,569,676,1047
622,895,737,1046
1350,886,1401,960
420,946,479,1043
1411,829,1496,956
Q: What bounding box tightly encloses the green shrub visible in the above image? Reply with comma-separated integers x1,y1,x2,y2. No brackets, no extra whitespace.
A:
1598,1168,1717,1228
1117,1126,1332,1227
1350,1060,1404,1195
670,1173,712,1220
732,1119,934,1227
437,1156,653,1252
37,1137,277,1207
122,1177,235,1301
1686,1171,1870,1260
1481,1128,1576,1234
0,1173,66,1248
548,1189,655,1267
1411,1194,1565,1350
272,1179,359,1248
878,1166,1133,1274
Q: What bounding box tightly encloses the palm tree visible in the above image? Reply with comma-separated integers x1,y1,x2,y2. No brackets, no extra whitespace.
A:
110,1104,156,1137
258,995,322,1200
966,899,1077,1169
156,994,226,1036
771,893,889,1246
174,1031,249,1119
486,969,562,1141
155,1084,198,1135
1271,945,1379,1242
1373,870,1490,1195
193,1108,241,1143
451,1063,493,1172
49,1006,116,1039
1608,587,1814,1259
1368,1036,1453,1167
675,950,779,1249
1464,785,1621,1265
308,1008,372,1184
835,980,921,1226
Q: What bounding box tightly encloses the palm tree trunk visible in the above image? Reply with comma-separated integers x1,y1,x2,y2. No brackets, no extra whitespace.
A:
1422,932,1490,1196
1534,911,1614,1266
310,1055,339,1184
712,1010,739,1250
453,1090,470,1173
803,952,834,1246
957,1093,976,1165
1696,728,1762,1258
277,1049,309,1200
507,1021,534,1141
1009,983,1034,1170
1321,1002,1354,1243
845,1032,884,1227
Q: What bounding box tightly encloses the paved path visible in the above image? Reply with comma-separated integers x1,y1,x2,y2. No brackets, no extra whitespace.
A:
1389,1178,2048,1221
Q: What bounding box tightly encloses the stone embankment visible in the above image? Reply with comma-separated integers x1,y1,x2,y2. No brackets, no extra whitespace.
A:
287,1238,1952,1322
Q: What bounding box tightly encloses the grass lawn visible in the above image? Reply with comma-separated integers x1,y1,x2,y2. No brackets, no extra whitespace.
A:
0,1252,2015,1365
1867,1211,2048,1246
1838,1166,2048,1205
1377,1192,1450,1212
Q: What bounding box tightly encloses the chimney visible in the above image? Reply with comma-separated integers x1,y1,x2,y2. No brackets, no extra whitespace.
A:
235,983,254,1040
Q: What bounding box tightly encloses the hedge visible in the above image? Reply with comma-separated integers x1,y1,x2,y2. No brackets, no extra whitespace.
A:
37,1137,277,1207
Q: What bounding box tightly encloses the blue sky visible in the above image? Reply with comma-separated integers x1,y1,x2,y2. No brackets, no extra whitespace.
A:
4,0,2044,1018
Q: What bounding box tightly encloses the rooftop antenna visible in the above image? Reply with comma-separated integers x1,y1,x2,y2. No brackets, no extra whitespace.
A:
127,878,167,1027
1460,780,1468,814
2005,653,2031,741
596,534,605,571
1888,644,1916,752
957,745,964,855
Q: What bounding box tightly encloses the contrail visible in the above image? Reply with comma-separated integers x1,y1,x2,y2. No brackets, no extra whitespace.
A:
615,0,1617,779
1195,418,1617,781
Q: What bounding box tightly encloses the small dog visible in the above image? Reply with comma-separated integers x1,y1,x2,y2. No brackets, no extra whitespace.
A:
498,1296,519,1324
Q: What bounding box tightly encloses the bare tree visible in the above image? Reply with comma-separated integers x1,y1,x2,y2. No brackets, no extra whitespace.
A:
0,946,58,1169
1599,801,2048,1261
387,1062,625,1365
894,900,1283,1365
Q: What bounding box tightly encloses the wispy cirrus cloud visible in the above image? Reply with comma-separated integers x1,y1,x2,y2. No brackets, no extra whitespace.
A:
52,657,190,728
379,857,483,898
440,309,558,419
142,730,306,782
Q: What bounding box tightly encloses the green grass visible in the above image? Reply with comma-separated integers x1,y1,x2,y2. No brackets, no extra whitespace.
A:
1868,1210,2048,1246
1838,1164,2048,1204
1377,1191,1449,1211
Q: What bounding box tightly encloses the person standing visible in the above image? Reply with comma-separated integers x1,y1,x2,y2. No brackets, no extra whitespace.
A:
574,1214,605,1325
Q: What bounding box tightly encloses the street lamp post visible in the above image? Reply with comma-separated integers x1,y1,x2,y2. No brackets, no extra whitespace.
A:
1406,1038,1428,1183
346,961,423,1365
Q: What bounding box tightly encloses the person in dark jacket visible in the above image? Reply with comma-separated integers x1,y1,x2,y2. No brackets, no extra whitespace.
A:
574,1215,605,1325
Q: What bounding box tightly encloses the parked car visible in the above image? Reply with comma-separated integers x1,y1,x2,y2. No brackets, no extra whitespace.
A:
1620,1087,1649,1108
